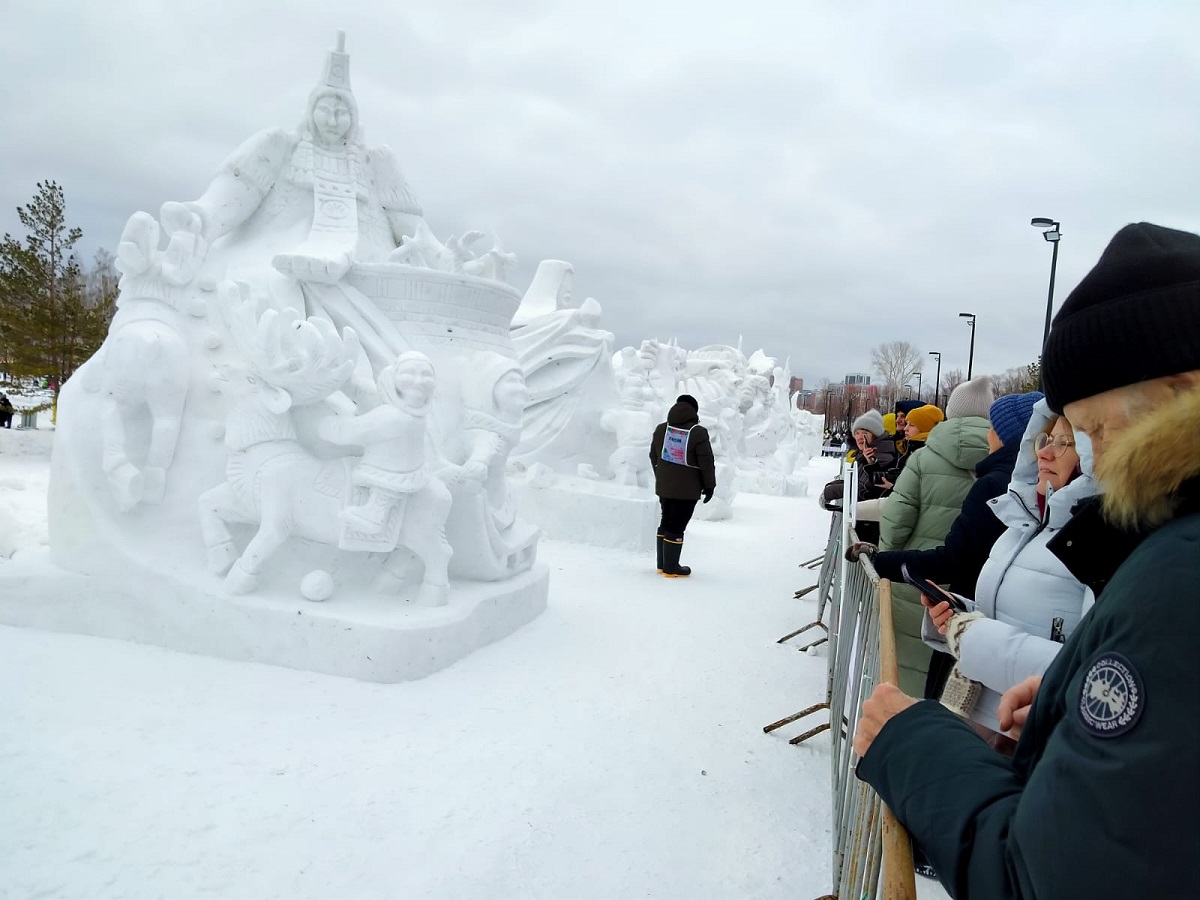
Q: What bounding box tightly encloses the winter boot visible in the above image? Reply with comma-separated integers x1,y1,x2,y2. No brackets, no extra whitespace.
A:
656,532,665,573
661,534,691,578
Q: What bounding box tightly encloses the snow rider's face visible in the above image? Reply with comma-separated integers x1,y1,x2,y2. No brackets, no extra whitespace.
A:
395,362,435,408
493,371,529,415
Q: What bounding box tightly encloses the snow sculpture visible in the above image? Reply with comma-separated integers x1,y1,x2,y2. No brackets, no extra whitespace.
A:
511,260,619,474
600,368,656,488
617,339,808,499
6,33,548,683
198,290,453,603
79,212,207,511
444,355,539,579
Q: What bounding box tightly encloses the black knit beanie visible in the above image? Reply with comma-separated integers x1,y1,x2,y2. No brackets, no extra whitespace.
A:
676,393,700,412
1042,222,1200,412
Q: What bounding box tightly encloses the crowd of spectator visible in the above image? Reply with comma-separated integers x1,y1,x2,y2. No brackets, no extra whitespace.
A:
817,222,1200,897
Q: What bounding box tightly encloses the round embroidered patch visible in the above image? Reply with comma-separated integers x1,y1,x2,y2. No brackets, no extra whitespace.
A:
1076,652,1144,738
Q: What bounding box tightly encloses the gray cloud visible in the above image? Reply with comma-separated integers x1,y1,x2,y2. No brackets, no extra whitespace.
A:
3,1,1199,388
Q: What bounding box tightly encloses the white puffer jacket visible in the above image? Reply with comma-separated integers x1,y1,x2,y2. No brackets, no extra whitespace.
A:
924,400,1098,730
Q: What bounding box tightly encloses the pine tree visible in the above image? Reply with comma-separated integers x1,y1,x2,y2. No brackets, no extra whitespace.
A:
0,181,112,415
1024,359,1042,393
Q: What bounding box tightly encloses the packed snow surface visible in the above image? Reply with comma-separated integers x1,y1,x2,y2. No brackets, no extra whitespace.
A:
1,437,949,899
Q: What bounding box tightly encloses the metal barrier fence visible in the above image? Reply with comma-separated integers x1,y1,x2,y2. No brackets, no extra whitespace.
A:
765,462,915,899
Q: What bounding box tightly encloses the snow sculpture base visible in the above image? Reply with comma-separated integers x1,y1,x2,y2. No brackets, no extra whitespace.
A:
0,554,548,683
510,472,657,553
736,470,809,498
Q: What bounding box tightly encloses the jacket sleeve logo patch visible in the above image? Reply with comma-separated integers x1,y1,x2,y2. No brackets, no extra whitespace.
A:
1076,652,1144,738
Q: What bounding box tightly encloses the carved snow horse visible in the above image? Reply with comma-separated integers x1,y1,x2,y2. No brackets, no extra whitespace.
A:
198,290,452,603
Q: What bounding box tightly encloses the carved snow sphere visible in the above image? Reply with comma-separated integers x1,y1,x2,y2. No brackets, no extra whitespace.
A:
300,570,335,602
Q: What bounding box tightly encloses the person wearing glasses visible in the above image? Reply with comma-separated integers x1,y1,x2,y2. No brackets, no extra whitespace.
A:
918,400,1095,732
856,223,1200,898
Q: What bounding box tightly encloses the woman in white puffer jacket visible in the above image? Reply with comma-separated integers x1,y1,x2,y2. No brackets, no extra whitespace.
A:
921,399,1097,732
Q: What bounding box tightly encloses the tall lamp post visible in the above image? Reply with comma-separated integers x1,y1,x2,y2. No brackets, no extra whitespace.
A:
959,313,977,379
928,351,941,407
1031,217,1062,350
910,370,923,402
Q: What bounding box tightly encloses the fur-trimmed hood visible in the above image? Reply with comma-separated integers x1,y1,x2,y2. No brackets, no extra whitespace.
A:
1099,381,1200,530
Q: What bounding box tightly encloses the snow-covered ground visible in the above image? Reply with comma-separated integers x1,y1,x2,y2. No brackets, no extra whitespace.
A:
0,441,948,899
0,424,53,559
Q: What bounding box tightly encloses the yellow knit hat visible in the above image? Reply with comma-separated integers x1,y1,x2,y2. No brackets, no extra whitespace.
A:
882,412,897,435
905,405,945,441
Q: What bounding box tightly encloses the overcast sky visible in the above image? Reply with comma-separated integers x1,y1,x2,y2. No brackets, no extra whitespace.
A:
4,1,1199,387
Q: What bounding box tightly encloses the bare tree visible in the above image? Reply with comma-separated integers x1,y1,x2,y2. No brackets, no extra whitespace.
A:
871,341,922,409
992,366,1028,396
940,368,966,401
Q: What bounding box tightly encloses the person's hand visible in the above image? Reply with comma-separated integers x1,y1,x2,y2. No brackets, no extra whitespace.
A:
854,683,917,758
702,490,713,504
863,446,876,462
998,675,1042,739
880,476,894,490
921,597,956,633
845,542,878,562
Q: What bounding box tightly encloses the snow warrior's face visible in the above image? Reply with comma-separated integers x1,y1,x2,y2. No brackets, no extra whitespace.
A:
311,93,355,144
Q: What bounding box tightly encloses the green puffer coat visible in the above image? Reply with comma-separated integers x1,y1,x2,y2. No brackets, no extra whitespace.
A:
880,415,991,695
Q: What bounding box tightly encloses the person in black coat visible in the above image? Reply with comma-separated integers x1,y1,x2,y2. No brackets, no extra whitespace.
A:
848,391,1043,698
648,394,717,577
893,399,925,457
0,394,13,429
854,222,1200,900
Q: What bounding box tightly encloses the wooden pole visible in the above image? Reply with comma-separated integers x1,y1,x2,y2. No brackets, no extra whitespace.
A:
877,578,917,900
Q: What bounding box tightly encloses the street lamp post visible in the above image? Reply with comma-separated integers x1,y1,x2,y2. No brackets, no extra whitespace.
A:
1031,218,1062,351
959,313,977,380
928,351,941,407
913,370,923,402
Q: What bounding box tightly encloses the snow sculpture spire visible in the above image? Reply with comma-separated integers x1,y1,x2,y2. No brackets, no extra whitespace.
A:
322,31,352,92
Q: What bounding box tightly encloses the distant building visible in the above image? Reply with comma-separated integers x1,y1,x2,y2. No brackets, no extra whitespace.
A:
843,373,872,387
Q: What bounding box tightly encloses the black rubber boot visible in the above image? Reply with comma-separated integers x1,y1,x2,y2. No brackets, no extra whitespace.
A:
661,534,691,578
656,532,665,573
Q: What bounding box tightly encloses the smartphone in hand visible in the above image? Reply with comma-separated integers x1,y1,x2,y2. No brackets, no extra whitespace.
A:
900,564,968,612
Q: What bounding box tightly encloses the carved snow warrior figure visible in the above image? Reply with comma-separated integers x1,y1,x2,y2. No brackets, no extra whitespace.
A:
443,355,539,580
320,352,445,537
159,31,426,292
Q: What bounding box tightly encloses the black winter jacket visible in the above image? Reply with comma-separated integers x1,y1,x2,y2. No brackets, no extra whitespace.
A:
873,439,1019,597
649,402,717,500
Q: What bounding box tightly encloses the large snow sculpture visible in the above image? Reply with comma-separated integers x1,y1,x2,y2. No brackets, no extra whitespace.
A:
0,33,548,683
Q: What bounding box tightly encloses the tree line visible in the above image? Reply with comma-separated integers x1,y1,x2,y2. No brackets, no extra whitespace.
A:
867,339,1039,410
0,181,117,410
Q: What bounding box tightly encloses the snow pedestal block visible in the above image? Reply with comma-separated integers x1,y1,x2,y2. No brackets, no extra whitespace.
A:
509,474,658,553
0,554,549,683
736,469,809,498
